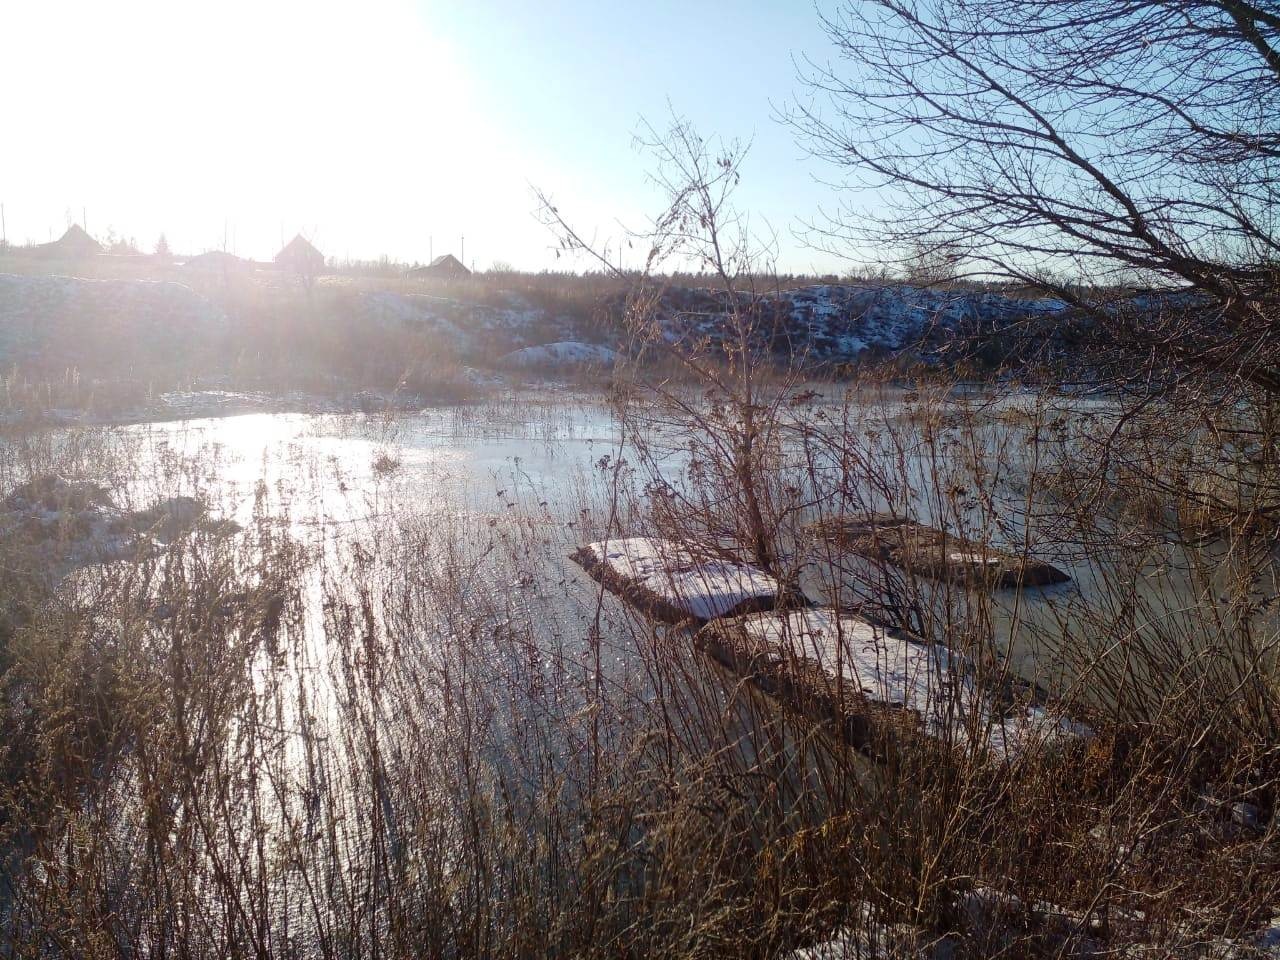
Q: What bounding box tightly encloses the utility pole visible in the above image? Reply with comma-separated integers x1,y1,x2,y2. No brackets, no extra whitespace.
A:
1,203,6,247
461,234,465,266
429,235,433,262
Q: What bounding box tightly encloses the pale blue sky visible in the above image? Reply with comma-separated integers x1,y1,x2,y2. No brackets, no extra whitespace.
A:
1,0,849,272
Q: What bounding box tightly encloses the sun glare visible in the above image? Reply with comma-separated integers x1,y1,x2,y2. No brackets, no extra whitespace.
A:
3,0,509,259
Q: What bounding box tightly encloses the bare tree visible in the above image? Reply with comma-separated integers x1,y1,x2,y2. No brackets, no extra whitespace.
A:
538,117,805,573
901,237,964,286
791,0,1280,394
789,0,1280,545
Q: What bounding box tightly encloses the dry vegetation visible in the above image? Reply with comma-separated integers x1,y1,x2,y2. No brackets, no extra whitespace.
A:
0,368,1276,958
3,0,1280,956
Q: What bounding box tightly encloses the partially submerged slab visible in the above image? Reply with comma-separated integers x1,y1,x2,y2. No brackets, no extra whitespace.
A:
806,514,1070,588
697,608,1087,761
571,536,786,625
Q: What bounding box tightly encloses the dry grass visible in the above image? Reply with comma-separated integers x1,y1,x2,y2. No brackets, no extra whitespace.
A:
0,374,1274,958
0,243,1277,955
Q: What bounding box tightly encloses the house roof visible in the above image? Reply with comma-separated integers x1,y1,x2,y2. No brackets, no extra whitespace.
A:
52,224,103,253
276,234,323,262
407,254,471,277
184,250,248,269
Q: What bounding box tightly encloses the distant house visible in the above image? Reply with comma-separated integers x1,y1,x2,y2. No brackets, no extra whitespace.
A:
276,234,326,276
183,250,250,273
35,224,103,258
407,254,471,280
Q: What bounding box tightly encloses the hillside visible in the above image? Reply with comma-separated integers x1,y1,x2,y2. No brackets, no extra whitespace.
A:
0,272,1073,401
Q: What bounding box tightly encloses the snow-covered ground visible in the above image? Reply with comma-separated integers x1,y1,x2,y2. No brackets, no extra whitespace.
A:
359,290,473,345
780,283,1066,362
0,474,234,577
0,271,1075,375
355,289,573,358
0,272,223,363
654,282,1069,365
783,895,1280,959
501,341,618,368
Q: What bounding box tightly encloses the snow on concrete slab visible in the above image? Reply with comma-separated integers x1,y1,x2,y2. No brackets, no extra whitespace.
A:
699,608,1088,760
948,551,1002,566
571,536,783,625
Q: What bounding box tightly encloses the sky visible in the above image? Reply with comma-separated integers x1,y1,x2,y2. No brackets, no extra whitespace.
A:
0,0,851,273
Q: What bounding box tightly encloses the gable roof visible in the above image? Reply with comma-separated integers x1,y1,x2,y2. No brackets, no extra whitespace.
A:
184,250,249,270
275,234,323,264
46,224,103,256
408,254,471,278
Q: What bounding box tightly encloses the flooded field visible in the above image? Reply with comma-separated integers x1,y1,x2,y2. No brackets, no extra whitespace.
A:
3,386,1276,956
92,386,1252,723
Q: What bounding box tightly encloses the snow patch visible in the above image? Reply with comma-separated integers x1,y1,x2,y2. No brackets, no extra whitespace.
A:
359,291,471,346
782,903,954,960
502,341,618,368
651,282,1073,366
581,536,780,622
948,551,1002,565
735,608,1088,760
